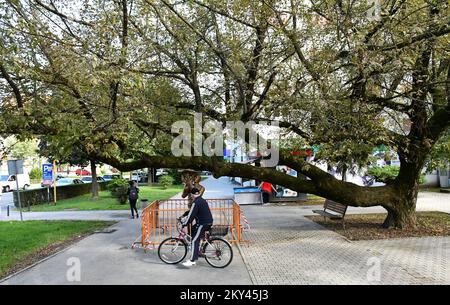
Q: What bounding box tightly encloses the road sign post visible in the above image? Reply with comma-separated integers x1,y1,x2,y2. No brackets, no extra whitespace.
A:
53,160,57,204
7,160,24,221
43,163,53,204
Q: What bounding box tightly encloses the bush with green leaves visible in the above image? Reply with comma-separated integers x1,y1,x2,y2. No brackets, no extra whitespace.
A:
107,179,129,204
159,175,174,189
29,168,42,180
367,166,426,184
166,169,182,184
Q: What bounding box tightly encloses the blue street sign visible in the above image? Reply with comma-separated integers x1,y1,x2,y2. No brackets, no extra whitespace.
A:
7,159,24,175
42,164,53,181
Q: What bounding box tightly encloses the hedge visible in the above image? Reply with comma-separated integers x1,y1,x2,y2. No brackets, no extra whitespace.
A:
13,182,110,208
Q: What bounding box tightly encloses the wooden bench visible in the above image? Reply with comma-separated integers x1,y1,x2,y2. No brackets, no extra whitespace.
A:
312,199,348,229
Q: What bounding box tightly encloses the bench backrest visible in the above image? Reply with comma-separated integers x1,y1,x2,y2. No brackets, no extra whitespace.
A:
324,199,347,215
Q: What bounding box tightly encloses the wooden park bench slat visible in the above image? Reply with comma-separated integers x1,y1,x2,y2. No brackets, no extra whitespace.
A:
313,199,348,229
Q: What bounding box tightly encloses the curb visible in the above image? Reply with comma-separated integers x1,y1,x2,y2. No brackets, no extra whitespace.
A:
235,239,257,285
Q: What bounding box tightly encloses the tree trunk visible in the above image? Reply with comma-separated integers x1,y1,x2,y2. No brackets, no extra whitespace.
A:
382,201,417,229
90,159,99,200
382,160,422,229
147,167,154,186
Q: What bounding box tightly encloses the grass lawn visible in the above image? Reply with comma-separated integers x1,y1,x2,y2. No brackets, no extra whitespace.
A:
0,220,114,279
27,185,183,212
307,212,450,241
419,187,450,193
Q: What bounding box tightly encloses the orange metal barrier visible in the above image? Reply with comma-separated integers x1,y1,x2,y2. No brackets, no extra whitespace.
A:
139,199,247,248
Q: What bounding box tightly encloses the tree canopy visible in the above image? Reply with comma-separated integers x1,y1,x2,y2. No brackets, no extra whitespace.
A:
0,0,449,228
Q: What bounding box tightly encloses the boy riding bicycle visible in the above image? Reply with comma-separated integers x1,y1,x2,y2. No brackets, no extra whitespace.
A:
181,187,213,267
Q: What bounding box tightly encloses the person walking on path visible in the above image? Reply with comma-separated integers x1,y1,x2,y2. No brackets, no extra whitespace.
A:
258,181,277,204
127,181,140,219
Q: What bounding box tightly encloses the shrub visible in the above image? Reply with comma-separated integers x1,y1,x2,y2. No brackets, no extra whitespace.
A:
107,179,129,204
367,166,426,184
159,175,174,189
166,169,182,184
14,182,109,207
29,167,42,180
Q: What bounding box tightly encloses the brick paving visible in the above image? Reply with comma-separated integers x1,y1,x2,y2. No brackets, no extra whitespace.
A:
238,206,450,285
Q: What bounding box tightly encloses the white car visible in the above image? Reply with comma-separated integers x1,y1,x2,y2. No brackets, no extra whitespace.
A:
1,174,31,192
56,178,83,186
156,169,168,176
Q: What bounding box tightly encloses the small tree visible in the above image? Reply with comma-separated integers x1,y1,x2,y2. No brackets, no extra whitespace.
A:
107,179,129,204
159,175,174,189
368,166,426,185
29,168,42,180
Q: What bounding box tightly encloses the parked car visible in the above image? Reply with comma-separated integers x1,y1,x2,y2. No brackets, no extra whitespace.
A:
80,176,93,183
156,169,168,176
102,174,121,181
80,176,105,183
131,172,141,182
56,178,83,186
75,169,91,176
0,175,9,192
40,174,65,187
1,174,31,192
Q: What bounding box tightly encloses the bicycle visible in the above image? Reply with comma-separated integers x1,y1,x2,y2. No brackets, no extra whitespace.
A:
158,218,233,268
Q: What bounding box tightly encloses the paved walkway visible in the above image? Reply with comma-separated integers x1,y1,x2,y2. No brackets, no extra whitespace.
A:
171,176,237,199
1,213,251,285
1,178,252,285
1,177,449,285
0,210,131,221
238,205,450,284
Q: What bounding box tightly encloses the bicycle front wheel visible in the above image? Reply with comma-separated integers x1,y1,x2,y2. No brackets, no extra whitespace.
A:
158,237,187,264
202,237,233,268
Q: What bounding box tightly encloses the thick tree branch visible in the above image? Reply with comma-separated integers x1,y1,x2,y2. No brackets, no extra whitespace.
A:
0,62,24,109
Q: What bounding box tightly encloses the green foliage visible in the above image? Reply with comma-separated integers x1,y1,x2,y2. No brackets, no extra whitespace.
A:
4,137,39,160
107,179,129,204
0,0,448,209
166,169,182,185
29,167,42,180
367,166,426,184
426,130,450,172
159,175,174,189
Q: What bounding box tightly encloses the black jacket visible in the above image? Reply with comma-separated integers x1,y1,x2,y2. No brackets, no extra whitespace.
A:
127,186,139,200
183,196,213,225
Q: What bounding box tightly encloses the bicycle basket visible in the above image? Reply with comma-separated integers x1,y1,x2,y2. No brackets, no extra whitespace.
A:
210,225,229,237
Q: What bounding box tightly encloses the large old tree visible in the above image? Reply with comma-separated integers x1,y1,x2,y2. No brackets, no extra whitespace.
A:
0,0,449,228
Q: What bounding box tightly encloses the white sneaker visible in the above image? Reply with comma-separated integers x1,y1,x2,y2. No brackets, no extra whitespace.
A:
182,260,196,267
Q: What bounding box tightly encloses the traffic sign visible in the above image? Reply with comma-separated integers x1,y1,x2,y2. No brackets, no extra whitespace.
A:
7,159,24,175
42,163,53,182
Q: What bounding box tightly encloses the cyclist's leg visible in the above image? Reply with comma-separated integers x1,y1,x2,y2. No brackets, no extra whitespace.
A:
190,224,203,262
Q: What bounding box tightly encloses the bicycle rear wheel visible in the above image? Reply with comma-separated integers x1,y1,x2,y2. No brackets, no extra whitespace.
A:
158,237,187,264
202,237,233,268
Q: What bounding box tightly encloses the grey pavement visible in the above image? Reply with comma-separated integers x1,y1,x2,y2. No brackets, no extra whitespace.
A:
171,176,237,199
0,192,13,208
1,177,449,285
0,210,132,221
1,218,251,285
238,205,450,285
1,178,252,285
